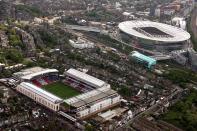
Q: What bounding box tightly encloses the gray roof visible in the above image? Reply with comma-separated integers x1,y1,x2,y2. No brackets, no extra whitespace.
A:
65,87,117,108
21,69,58,80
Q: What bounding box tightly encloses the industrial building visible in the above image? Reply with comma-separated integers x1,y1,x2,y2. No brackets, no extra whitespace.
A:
16,82,63,111
119,20,191,53
129,51,157,69
64,86,121,119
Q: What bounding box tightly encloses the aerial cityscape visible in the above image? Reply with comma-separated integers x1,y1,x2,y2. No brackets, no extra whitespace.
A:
0,0,197,130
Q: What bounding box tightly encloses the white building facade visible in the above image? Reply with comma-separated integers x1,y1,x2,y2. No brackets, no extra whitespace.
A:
16,82,63,111
76,95,120,118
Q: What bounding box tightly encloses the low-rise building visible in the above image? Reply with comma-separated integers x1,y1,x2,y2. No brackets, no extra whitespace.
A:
69,38,94,49
0,86,9,103
129,51,157,69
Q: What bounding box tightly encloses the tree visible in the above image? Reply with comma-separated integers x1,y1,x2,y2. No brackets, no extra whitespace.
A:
5,49,23,63
85,124,94,131
118,86,132,97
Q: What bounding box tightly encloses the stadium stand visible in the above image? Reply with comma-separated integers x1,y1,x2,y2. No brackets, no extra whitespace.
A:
64,69,110,93
31,75,59,87
64,86,121,119
140,27,171,36
32,79,42,87
13,67,59,88
16,82,63,111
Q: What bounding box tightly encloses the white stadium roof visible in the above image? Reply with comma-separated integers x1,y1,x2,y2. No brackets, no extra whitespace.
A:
21,69,58,80
66,68,106,88
118,20,190,43
19,82,63,103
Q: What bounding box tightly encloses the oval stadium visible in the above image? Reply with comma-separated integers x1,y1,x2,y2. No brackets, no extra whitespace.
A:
118,20,191,53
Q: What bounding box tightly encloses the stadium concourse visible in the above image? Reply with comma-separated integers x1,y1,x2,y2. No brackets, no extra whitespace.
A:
13,67,122,119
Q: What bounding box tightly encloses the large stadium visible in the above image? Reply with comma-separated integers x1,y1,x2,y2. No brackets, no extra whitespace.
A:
118,20,191,53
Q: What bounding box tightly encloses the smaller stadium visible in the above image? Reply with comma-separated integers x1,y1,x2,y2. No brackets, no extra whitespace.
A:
119,20,191,53
13,67,82,100
14,67,122,120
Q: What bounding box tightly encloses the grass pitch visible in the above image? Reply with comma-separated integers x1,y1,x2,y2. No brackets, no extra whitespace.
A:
43,82,80,99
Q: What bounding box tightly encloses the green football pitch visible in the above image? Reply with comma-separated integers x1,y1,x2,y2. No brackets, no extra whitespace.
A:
43,82,80,99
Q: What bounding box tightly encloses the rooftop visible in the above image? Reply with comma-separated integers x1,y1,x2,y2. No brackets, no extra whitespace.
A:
72,89,116,108
130,51,156,68
21,69,58,80
65,86,118,108
66,68,106,88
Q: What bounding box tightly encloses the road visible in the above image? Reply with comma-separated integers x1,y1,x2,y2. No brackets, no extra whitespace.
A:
115,87,183,131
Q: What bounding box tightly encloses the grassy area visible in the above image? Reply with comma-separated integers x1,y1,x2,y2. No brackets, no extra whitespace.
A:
161,90,197,131
43,82,80,99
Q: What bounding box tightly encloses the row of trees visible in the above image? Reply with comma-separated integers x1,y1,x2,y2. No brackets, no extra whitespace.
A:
0,48,23,64
16,5,44,17
164,68,197,88
162,90,197,131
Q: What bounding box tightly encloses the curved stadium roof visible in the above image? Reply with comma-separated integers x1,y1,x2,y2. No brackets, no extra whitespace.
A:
118,20,190,43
